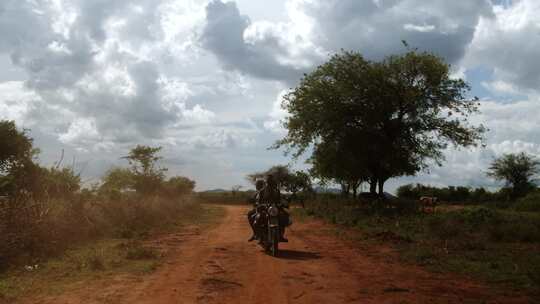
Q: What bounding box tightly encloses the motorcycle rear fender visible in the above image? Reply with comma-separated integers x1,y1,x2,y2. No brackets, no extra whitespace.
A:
269,216,279,227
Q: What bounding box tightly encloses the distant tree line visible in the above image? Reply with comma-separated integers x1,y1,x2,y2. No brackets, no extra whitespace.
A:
100,145,195,199
397,152,540,203
0,119,196,270
397,184,501,203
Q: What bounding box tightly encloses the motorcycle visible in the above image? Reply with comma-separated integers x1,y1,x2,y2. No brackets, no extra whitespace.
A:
253,202,287,257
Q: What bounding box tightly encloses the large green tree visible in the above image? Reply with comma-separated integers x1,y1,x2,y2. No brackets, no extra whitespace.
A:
163,176,196,197
0,121,34,173
0,120,40,196
124,145,167,195
276,50,485,195
487,152,539,199
309,139,367,197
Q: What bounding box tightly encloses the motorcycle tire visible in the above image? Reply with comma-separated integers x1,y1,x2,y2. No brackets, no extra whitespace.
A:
270,228,279,257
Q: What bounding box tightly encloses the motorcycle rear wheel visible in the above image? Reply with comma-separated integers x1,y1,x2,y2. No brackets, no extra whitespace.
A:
270,228,279,257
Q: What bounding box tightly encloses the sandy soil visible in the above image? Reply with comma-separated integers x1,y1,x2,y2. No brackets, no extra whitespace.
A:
19,205,530,304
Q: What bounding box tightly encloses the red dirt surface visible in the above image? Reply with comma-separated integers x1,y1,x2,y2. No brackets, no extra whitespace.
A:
18,205,530,304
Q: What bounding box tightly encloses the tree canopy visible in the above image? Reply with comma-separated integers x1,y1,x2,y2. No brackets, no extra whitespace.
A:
275,50,485,195
164,176,196,197
124,145,167,195
487,152,539,199
0,120,34,174
100,167,135,193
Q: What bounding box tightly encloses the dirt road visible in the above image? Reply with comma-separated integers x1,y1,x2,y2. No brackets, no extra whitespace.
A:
22,205,529,304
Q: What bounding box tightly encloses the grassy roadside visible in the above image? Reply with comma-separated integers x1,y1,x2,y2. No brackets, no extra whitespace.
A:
0,203,224,302
291,201,540,296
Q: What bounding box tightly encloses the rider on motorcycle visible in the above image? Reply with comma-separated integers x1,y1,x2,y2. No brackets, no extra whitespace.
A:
247,174,290,242
247,179,265,242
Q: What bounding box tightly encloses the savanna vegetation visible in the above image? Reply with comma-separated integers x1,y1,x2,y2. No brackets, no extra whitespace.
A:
293,196,540,293
0,120,216,300
2,44,540,300
272,48,540,295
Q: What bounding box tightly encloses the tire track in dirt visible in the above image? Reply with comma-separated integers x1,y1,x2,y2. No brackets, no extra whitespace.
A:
19,205,530,304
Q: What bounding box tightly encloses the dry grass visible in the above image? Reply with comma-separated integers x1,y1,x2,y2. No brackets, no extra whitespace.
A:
0,203,224,301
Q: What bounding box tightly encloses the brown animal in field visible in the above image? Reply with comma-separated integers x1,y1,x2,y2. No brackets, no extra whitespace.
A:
419,196,438,213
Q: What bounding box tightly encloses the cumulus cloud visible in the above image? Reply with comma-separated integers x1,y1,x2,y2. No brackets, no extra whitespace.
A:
465,0,540,93
1,0,540,190
264,89,289,134
0,81,37,123
0,0,221,146
201,0,493,85
200,0,317,83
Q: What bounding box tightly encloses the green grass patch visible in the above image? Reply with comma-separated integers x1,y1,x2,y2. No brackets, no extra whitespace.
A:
300,198,540,294
514,192,540,212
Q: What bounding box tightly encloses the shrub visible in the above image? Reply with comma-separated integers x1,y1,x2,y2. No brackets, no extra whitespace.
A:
461,207,502,225
514,192,540,212
396,183,503,203
85,249,105,271
123,242,159,260
427,215,465,240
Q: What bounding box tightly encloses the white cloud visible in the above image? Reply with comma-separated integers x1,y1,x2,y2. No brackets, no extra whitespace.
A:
404,23,436,33
58,118,100,145
182,104,216,124
264,89,289,134
0,81,37,123
465,0,540,93
1,0,540,190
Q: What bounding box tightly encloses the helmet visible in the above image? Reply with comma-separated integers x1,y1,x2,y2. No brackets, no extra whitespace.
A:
266,174,276,187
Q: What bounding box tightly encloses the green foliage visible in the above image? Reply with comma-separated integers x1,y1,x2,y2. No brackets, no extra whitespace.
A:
41,167,81,199
100,167,135,194
124,145,167,196
276,49,485,194
487,152,539,199
0,120,34,173
514,191,540,212
163,176,196,198
123,242,159,260
300,198,540,291
0,122,202,273
0,120,40,197
309,139,366,196
396,183,503,203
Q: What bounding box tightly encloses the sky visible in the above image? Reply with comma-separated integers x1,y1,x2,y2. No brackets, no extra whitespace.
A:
1,0,540,192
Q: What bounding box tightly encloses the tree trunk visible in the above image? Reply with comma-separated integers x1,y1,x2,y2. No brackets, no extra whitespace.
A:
378,178,386,197
369,177,377,194
340,183,350,197
352,180,360,198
